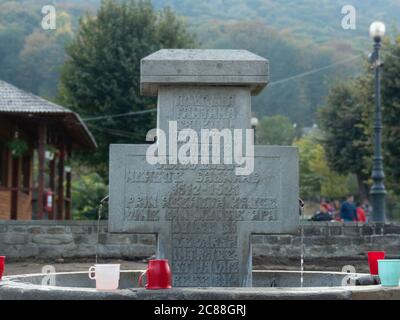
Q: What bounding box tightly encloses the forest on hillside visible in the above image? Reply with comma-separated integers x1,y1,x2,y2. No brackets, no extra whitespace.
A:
0,0,397,125
151,0,400,44
2,0,400,219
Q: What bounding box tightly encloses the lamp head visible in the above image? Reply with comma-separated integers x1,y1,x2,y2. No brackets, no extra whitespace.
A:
369,21,386,42
251,117,259,128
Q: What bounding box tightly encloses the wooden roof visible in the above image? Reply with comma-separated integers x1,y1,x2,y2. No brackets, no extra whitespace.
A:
0,80,97,151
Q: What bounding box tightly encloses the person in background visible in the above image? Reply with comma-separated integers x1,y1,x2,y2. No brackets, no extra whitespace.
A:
356,202,366,223
340,195,357,222
333,199,341,221
362,198,372,222
325,200,334,215
310,203,333,221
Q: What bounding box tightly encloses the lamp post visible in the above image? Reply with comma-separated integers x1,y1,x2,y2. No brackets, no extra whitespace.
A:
251,117,259,144
369,21,387,222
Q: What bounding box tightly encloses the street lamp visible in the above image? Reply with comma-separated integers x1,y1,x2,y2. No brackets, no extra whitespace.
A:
251,117,259,143
370,21,386,42
369,21,387,222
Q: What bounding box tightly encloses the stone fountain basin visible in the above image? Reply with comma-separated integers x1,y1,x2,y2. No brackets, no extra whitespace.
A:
1,270,399,300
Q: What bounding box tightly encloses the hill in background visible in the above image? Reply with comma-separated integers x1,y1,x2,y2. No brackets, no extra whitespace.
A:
0,0,398,125
151,0,399,46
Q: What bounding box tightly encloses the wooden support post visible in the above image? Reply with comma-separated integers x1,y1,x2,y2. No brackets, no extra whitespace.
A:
49,157,56,220
65,168,72,220
10,158,19,220
65,146,72,220
56,144,65,220
37,125,46,220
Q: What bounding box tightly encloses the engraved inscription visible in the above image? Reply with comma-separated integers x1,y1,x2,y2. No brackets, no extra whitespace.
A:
122,158,281,286
174,94,236,130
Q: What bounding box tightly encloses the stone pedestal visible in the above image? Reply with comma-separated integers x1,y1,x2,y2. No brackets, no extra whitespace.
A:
109,49,299,287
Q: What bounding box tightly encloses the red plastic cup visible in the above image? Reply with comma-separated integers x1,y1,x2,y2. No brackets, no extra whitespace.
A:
139,259,172,290
368,251,385,275
0,256,5,280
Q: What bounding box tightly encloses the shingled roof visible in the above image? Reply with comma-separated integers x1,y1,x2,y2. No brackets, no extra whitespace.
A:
0,80,97,150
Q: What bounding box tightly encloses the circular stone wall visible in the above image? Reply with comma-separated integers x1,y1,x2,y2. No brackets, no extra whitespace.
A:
1,270,399,300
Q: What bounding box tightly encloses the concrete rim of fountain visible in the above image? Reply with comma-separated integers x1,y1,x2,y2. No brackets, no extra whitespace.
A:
1,270,399,300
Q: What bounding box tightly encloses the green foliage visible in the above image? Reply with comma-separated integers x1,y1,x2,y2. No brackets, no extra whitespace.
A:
58,0,197,178
294,133,349,200
1,0,400,123
18,15,74,97
0,1,81,96
257,115,295,145
196,20,359,127
0,0,373,128
318,75,373,198
72,172,108,220
381,35,400,195
0,0,366,126
319,34,400,202
6,138,28,158
387,192,400,221
152,0,400,46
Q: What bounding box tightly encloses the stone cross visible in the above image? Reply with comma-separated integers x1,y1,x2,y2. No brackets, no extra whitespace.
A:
109,49,299,287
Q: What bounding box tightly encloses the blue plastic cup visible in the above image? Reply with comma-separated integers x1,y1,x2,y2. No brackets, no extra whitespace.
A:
378,259,400,287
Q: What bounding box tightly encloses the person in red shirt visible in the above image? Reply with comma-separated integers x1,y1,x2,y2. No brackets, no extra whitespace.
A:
356,202,366,223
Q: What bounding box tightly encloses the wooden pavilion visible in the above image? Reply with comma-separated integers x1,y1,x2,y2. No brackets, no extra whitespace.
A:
0,80,96,220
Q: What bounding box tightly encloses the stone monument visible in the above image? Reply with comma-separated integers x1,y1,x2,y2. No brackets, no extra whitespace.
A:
109,49,299,287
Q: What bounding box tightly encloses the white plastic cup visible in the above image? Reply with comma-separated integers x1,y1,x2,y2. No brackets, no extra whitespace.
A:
88,264,120,290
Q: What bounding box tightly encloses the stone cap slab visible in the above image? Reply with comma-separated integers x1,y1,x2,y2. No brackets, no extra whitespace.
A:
140,49,269,96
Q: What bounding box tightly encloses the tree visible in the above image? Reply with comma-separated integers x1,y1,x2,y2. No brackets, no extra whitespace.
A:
318,76,373,199
18,12,74,97
257,115,295,145
196,20,354,127
0,2,36,87
319,34,400,202
318,34,400,222
0,1,95,96
294,133,349,200
381,35,400,194
58,0,197,177
72,172,108,220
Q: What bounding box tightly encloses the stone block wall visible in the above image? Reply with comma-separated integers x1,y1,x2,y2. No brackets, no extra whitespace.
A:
0,220,399,261
254,222,400,261
0,221,155,261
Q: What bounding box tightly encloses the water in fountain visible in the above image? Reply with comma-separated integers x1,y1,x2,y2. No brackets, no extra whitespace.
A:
95,195,109,264
95,204,102,264
300,201,305,287
300,222,304,288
